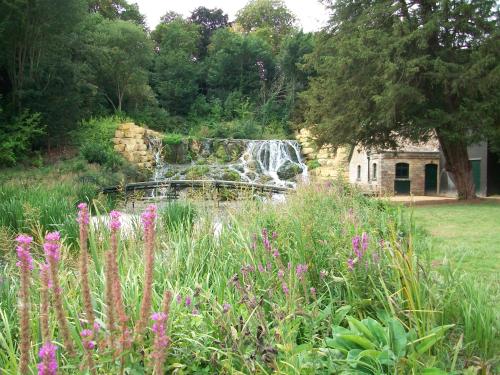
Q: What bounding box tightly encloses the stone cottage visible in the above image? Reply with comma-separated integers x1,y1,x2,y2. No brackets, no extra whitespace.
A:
349,138,497,196
348,139,441,196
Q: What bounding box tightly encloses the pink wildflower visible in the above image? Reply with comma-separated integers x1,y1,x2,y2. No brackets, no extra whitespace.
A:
16,234,33,374
16,235,34,270
109,210,121,231
277,269,284,278
352,235,361,258
77,203,90,225
37,342,57,375
185,296,192,307
223,302,231,313
43,232,61,262
347,258,355,271
361,232,369,252
295,264,308,280
257,263,265,273
282,282,289,295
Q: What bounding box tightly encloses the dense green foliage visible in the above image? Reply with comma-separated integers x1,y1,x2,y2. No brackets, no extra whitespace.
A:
0,184,497,373
300,0,500,198
0,0,316,166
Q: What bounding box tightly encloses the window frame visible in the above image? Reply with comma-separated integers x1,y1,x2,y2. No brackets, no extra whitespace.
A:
395,162,410,179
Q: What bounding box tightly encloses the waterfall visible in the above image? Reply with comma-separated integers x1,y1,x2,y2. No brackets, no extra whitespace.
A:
147,137,308,188
237,140,308,187
146,135,167,181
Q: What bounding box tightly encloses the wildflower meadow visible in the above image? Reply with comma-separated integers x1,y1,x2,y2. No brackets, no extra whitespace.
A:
0,183,498,374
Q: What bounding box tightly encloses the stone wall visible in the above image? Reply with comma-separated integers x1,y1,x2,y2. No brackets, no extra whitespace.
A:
379,153,440,196
295,128,349,179
112,123,163,169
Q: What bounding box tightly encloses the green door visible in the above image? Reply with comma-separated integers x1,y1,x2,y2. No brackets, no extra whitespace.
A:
424,164,438,194
471,160,481,193
394,180,411,195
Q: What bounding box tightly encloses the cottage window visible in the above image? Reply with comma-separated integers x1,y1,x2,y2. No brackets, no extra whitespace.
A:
372,163,377,180
395,163,409,179
357,165,361,180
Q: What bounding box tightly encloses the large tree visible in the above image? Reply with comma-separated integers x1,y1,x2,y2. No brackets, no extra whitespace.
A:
0,0,95,139
189,7,229,59
151,19,201,116
235,0,297,51
87,17,152,113
302,0,499,199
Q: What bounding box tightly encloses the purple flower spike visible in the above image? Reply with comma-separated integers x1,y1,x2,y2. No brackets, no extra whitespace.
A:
77,203,89,225
347,258,355,271
16,235,34,271
109,210,122,231
185,296,192,307
295,264,308,280
277,269,284,279
282,282,289,295
223,302,231,313
361,232,369,252
43,232,61,262
37,342,58,375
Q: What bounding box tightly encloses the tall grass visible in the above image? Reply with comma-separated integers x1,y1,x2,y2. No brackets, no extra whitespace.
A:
0,183,497,373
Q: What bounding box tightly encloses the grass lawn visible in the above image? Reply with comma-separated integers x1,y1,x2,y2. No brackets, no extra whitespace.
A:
411,200,500,282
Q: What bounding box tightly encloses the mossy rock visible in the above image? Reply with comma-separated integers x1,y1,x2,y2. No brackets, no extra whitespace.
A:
277,161,303,180
259,175,274,184
164,142,189,164
164,169,177,179
215,144,230,162
185,165,210,180
221,169,241,182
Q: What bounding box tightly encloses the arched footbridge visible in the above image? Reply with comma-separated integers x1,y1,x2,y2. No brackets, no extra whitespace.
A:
102,179,292,201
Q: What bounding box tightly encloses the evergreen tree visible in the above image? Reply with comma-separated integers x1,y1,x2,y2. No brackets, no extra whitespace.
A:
302,0,499,199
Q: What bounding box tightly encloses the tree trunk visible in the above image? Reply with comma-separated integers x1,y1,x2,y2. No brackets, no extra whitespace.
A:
437,132,476,200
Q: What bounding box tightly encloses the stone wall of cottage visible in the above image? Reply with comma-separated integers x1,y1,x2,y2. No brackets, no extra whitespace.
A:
379,154,440,195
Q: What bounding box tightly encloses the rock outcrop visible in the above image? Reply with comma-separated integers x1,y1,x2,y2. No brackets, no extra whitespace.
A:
112,123,162,169
295,128,349,180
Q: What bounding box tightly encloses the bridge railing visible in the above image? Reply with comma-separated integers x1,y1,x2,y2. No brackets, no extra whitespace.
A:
102,179,292,198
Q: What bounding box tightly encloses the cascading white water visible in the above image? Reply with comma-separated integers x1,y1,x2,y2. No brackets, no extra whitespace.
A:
146,136,167,181
147,136,308,188
236,140,308,187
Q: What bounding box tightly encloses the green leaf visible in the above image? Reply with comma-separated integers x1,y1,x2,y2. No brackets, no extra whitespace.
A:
339,335,377,350
364,318,388,346
347,316,375,342
333,305,352,326
387,318,407,358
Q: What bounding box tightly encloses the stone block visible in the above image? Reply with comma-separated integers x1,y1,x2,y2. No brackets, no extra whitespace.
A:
125,143,137,152
136,163,144,169
302,147,315,155
144,162,152,168
138,144,147,151
112,138,121,145
119,123,134,131
114,144,125,152
123,131,134,138
115,130,124,138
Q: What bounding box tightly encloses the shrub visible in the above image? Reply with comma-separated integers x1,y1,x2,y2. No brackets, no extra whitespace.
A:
163,133,184,145
0,111,45,166
307,159,321,170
